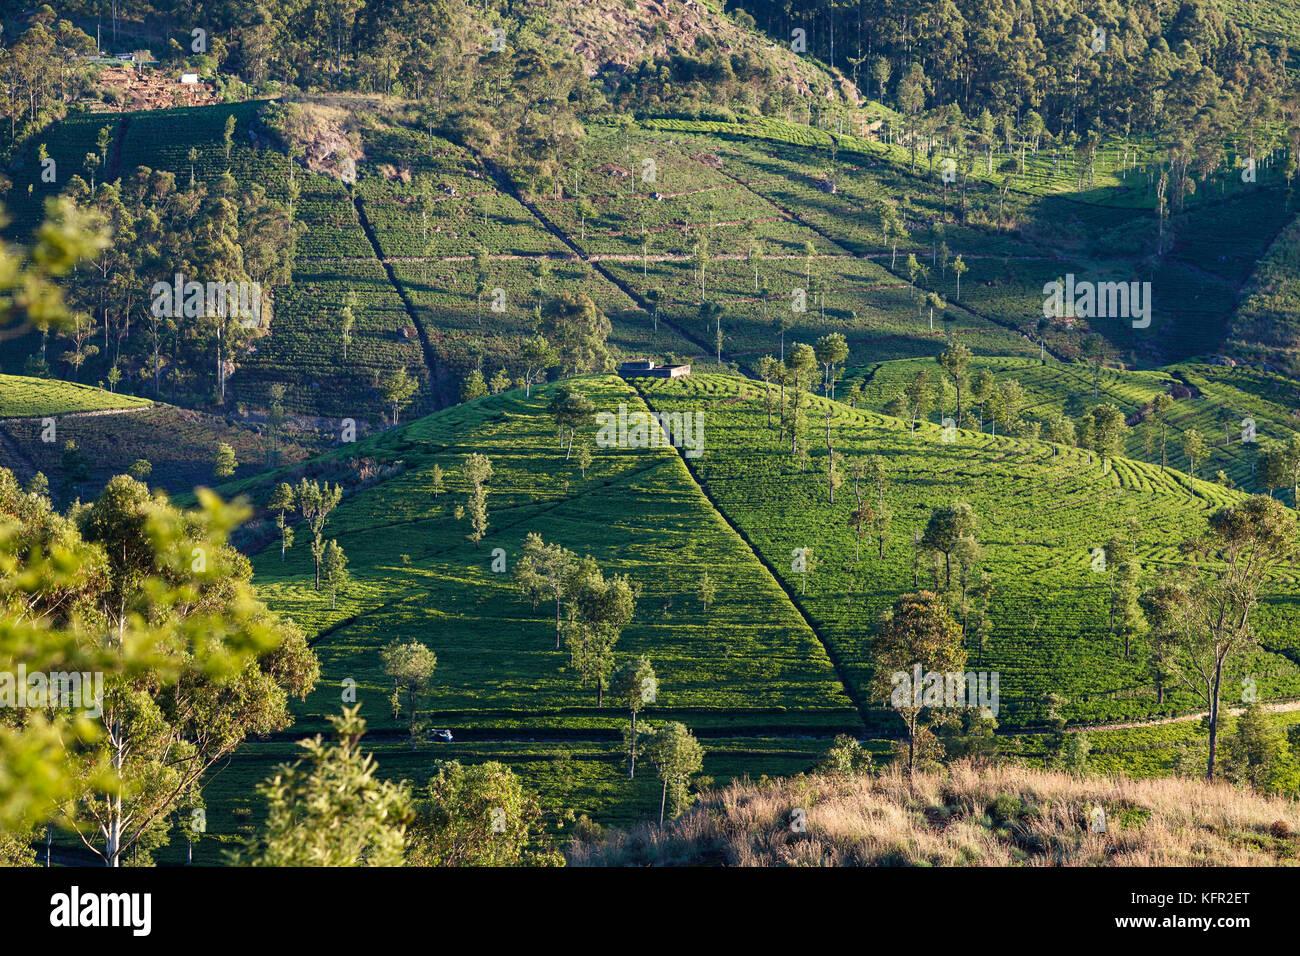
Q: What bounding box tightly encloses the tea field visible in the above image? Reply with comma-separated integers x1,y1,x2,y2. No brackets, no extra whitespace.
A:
637,373,1300,730
170,369,1300,857
13,93,1300,857
0,374,153,417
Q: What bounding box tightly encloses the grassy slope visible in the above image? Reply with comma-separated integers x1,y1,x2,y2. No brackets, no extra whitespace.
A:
629,116,1295,369
543,123,1039,372
637,373,1300,729
11,104,1293,509
0,374,152,417
1220,0,1300,61
187,368,1300,860
11,23,1300,855
185,376,859,859
357,123,702,395
251,375,855,735
844,357,1300,492
1229,212,1300,368
9,97,1293,419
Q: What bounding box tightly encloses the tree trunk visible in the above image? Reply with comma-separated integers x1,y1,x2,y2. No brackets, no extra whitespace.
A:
104,720,126,866
907,721,916,775
106,812,121,867
629,710,637,779
1206,663,1223,780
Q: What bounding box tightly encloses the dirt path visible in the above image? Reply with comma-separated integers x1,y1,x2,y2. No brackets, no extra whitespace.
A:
0,403,159,424
1067,697,1300,734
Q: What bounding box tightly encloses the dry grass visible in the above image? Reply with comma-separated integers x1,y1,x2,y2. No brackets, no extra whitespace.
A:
556,0,855,101
567,762,1300,866
262,99,366,182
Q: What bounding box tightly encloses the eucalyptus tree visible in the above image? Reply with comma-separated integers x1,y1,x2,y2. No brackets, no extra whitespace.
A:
612,656,657,778
563,557,637,707
1141,497,1298,779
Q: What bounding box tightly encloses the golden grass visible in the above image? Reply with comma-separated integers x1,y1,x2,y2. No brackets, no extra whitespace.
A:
567,762,1300,866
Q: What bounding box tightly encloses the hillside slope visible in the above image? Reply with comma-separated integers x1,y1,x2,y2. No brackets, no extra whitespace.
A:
535,0,857,101
637,373,1300,728
245,374,856,736
0,374,152,417
569,761,1300,866
185,375,861,853
846,357,1300,493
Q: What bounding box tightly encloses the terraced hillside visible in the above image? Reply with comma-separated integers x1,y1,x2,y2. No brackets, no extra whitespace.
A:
536,121,1040,370
174,369,1300,861
250,374,856,737
605,116,1296,369
355,123,703,397
8,100,1295,431
844,357,1300,493
0,374,152,417
187,375,860,858
637,373,1300,730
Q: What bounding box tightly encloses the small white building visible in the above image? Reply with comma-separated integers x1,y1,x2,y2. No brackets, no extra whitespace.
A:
618,359,691,379
180,73,200,85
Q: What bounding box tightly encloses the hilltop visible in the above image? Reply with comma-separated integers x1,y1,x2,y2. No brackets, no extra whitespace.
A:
546,0,858,101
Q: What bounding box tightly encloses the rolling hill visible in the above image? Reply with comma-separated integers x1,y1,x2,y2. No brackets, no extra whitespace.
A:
158,369,1300,860
8,0,1300,877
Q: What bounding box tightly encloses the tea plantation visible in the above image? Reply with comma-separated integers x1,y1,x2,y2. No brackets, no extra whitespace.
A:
13,86,1300,863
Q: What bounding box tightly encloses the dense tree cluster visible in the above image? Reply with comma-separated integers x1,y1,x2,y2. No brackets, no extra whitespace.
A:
0,467,320,866
736,0,1291,143
36,165,299,403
